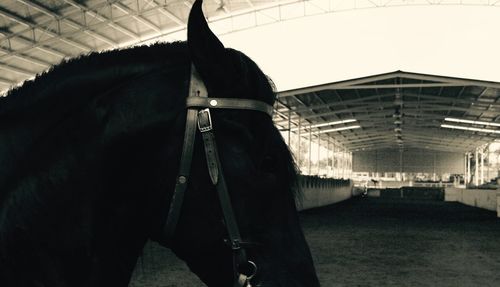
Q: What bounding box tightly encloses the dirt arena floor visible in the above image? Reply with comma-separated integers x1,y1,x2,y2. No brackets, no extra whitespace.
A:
130,197,500,287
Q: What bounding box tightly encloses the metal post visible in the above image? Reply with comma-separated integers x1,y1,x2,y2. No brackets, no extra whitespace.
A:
328,137,335,177
349,151,354,178
481,149,484,185
467,152,471,185
297,117,301,170
317,131,321,175
287,109,291,146
464,153,467,185
317,132,321,175
326,138,330,177
399,149,403,182
344,148,347,179
475,148,479,186
432,152,436,181
349,151,352,178
308,124,312,174
342,148,345,179
332,142,336,178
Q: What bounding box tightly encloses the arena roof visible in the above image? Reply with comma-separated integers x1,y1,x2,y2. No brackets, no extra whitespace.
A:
1,0,499,153
273,71,500,153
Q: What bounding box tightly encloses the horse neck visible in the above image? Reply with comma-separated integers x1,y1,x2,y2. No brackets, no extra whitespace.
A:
0,53,191,286
0,43,189,193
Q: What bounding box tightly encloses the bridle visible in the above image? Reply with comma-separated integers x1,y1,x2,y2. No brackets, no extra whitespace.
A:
161,64,274,287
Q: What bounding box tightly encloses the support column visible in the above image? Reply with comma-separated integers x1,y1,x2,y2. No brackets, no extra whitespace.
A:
317,132,321,175
287,109,291,146
333,143,336,178
328,138,332,177
331,141,335,178
464,153,468,185
308,125,312,175
467,152,471,185
342,148,346,179
480,149,484,185
475,148,479,186
297,118,301,170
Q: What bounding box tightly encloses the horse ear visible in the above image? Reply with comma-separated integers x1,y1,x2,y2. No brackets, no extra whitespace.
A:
187,0,234,86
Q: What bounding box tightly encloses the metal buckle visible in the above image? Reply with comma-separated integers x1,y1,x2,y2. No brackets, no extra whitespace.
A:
198,108,213,132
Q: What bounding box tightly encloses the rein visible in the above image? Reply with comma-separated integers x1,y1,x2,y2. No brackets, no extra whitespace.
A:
162,64,274,287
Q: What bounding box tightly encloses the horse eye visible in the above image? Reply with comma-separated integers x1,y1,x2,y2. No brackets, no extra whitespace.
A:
219,118,254,143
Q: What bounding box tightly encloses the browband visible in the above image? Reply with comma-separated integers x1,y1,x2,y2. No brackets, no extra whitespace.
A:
186,96,274,117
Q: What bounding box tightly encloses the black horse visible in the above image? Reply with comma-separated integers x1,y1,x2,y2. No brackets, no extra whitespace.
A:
0,1,320,286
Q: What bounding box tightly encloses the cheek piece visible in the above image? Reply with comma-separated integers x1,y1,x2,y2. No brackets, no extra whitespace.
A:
161,64,273,287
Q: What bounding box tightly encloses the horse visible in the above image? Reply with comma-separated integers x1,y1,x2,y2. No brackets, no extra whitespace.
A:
0,0,320,286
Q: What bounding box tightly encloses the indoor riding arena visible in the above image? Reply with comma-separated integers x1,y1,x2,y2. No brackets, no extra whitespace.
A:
1,1,500,287
129,185,500,287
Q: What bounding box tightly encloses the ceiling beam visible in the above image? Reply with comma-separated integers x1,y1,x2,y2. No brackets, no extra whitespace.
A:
0,46,52,68
111,2,161,33
63,0,140,41
0,77,15,86
151,0,186,25
0,62,36,77
12,0,92,51
16,0,118,47
0,10,70,59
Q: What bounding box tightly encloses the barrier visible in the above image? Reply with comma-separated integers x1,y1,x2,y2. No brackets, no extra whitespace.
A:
296,176,354,211
445,187,500,216
498,192,500,218
367,187,444,200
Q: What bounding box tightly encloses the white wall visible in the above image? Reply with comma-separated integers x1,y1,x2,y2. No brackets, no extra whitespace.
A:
445,187,500,217
353,148,463,174
297,182,355,211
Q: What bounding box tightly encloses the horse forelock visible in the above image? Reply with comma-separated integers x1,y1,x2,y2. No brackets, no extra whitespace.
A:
221,49,300,200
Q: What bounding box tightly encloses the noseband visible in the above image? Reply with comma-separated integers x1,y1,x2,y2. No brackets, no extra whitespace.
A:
162,65,274,287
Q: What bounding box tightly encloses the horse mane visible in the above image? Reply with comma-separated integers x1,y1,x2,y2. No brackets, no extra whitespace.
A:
0,42,188,117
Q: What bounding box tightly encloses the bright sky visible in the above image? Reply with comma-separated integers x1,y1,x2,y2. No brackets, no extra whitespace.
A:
214,5,500,92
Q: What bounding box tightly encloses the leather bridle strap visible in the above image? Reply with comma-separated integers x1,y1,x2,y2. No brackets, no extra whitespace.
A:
186,97,274,117
198,109,250,285
163,64,208,240
163,65,273,287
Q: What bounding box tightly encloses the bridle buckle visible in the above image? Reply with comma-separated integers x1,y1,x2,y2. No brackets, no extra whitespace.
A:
197,108,213,132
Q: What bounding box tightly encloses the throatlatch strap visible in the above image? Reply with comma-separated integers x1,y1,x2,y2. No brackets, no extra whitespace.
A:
162,65,207,241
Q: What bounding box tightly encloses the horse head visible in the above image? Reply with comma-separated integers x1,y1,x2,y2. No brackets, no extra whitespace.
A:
0,0,319,286
157,1,321,286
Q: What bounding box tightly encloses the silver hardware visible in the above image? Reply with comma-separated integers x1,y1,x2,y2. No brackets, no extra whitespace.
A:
245,261,257,280
237,274,250,287
177,176,187,184
198,108,213,132
231,239,241,250
209,99,218,106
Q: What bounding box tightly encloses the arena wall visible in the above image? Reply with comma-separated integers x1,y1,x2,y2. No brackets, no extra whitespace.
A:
296,176,355,211
353,148,463,173
445,187,500,217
